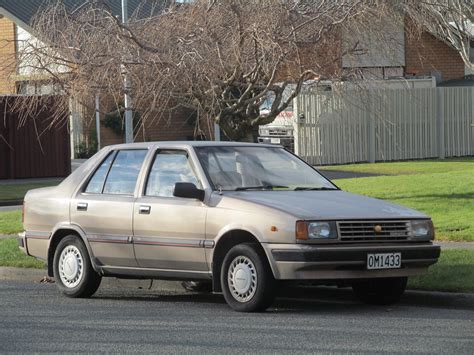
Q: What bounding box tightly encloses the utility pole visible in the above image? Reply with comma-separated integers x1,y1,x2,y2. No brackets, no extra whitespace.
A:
122,0,133,143
95,93,101,150
214,122,220,141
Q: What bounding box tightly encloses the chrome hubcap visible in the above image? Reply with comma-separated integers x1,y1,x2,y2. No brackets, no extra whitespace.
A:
59,245,83,288
228,256,257,303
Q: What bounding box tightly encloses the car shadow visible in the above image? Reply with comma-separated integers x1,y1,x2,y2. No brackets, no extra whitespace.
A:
92,285,474,313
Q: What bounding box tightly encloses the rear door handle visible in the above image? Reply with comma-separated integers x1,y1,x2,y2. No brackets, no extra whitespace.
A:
139,205,151,214
77,202,88,211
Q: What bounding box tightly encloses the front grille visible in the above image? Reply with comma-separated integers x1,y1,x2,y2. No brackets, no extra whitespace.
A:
268,129,292,136
337,220,411,242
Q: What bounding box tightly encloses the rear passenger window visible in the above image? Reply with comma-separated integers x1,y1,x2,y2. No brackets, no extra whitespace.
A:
85,153,115,194
103,150,148,195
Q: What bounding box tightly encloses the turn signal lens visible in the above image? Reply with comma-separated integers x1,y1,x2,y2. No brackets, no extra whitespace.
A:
295,221,308,240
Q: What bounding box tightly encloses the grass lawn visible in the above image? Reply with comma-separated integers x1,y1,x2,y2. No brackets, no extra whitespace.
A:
0,180,61,201
322,158,474,242
320,157,474,175
0,238,45,269
0,210,23,235
408,249,474,293
0,180,61,235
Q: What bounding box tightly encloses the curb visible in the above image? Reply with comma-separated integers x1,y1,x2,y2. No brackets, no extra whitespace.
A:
0,267,187,293
1,267,473,301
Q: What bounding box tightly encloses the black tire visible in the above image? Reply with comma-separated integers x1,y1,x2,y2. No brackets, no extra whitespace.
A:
221,243,276,312
352,277,407,305
53,235,102,298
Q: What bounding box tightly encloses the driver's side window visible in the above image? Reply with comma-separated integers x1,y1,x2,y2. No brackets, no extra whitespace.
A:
145,150,200,197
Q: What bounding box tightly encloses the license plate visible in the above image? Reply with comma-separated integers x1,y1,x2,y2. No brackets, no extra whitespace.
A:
367,253,401,270
270,138,280,144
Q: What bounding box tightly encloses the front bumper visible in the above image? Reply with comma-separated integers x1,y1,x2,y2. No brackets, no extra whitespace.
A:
263,243,440,280
258,137,294,151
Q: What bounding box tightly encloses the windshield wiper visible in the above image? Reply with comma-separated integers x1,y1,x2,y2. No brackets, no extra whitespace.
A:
234,185,289,191
294,187,337,191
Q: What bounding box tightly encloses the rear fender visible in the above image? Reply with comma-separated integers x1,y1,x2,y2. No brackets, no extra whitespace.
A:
49,223,101,276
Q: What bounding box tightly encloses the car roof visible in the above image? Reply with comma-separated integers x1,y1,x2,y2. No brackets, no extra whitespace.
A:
107,141,279,150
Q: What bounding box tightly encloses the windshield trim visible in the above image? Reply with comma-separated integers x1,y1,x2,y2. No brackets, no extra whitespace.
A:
193,145,340,192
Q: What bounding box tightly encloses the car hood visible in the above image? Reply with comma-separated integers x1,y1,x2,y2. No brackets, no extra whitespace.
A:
226,190,427,220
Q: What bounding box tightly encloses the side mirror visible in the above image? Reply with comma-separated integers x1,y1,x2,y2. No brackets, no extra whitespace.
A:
173,182,205,201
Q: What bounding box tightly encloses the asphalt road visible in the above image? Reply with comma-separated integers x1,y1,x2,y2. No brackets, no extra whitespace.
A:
0,280,473,353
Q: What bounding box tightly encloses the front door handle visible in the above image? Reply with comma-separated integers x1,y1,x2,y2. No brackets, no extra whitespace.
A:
77,202,88,211
139,205,151,214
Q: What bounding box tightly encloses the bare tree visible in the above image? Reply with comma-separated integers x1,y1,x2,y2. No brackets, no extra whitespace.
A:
401,0,473,72
8,0,473,142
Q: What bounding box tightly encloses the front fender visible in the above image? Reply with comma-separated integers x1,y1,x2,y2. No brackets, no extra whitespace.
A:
213,223,265,245
209,223,283,280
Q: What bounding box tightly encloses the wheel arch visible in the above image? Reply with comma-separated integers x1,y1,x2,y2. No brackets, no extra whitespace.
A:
48,223,99,277
211,229,275,293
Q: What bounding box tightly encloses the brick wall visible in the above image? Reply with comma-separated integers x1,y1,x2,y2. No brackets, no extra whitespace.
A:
135,107,204,143
99,124,122,146
278,24,465,83
405,22,465,81
0,17,16,94
82,103,204,149
278,32,343,81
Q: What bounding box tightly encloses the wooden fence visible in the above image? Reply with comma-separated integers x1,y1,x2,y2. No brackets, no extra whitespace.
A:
0,96,71,179
295,87,474,165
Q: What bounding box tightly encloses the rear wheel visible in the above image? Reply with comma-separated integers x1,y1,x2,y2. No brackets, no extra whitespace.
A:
53,235,102,298
221,243,276,312
352,277,407,305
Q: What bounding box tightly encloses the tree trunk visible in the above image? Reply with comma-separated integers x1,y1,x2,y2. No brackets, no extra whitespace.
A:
240,131,255,143
216,113,261,142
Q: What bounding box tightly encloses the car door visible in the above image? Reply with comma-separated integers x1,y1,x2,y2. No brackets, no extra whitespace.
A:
71,149,148,267
133,149,208,271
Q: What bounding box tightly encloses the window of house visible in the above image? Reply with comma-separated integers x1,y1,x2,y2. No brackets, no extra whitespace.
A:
145,150,200,197
16,81,57,95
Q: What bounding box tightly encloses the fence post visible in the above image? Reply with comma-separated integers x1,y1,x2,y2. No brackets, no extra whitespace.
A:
8,106,15,179
293,95,300,156
437,88,445,159
367,93,376,163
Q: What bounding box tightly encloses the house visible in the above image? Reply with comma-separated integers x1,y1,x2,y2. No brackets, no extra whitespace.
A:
339,17,469,83
0,1,471,157
0,0,201,159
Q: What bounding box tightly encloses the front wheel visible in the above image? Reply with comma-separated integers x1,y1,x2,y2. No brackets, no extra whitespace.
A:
221,243,276,312
352,277,407,305
53,235,102,298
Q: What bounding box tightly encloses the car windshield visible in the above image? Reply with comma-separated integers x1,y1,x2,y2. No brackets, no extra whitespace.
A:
195,146,337,191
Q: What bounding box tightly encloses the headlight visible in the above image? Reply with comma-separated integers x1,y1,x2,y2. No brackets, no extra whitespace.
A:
410,220,434,239
296,221,337,240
